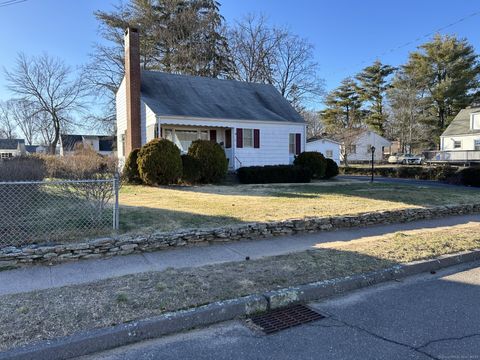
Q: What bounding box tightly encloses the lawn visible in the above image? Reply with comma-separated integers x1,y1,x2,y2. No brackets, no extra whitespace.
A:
1,222,479,351
119,181,480,232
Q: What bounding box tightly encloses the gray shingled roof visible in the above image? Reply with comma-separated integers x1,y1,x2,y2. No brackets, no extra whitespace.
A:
140,71,304,123
442,107,480,136
0,139,24,150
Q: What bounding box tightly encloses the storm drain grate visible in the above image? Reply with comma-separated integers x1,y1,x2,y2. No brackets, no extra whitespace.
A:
248,304,324,334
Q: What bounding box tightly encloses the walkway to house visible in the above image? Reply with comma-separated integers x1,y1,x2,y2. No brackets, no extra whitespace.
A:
1,214,479,296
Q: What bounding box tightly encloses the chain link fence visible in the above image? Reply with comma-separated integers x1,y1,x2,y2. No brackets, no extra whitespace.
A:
0,177,119,249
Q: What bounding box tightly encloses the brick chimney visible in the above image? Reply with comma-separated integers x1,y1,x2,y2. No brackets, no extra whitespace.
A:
124,27,141,156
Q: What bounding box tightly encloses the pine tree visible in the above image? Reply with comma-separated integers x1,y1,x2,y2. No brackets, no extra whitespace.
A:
321,78,364,166
356,60,395,135
403,34,480,137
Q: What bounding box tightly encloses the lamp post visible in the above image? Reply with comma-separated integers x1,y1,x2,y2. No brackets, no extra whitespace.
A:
371,146,376,183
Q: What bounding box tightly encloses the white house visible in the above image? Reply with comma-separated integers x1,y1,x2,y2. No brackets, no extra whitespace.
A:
438,106,480,163
60,135,116,156
305,137,341,164
0,139,26,159
336,129,391,163
116,28,306,170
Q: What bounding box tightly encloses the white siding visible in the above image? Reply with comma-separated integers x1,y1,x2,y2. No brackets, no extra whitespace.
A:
305,140,341,164
440,134,480,151
116,78,127,160
342,131,391,162
158,116,305,169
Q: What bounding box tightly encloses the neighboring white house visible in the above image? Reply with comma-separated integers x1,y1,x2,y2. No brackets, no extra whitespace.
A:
437,106,480,163
305,137,341,164
0,139,26,159
60,135,116,156
116,28,306,170
336,129,391,163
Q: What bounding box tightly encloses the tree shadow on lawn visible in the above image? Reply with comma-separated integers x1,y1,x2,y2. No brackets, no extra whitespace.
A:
119,205,245,233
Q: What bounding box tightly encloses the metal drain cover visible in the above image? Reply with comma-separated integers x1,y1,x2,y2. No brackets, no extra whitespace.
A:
248,304,324,334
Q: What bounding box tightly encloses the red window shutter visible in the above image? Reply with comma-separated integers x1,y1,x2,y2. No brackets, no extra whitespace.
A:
236,128,243,148
254,129,260,148
210,130,217,142
225,129,232,148
295,133,301,155
160,127,162,138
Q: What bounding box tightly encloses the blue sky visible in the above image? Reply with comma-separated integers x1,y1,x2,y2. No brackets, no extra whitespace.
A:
1,0,480,109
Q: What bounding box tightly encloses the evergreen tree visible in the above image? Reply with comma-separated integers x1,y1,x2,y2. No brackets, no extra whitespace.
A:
321,78,364,166
356,60,395,135
403,34,480,137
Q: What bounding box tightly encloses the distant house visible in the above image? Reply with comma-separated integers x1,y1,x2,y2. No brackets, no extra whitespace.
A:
436,107,480,164
305,137,341,164
333,129,391,163
60,135,116,156
0,139,26,159
116,28,306,170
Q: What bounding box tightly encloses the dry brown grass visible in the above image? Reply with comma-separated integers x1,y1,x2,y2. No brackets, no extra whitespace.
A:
119,182,480,232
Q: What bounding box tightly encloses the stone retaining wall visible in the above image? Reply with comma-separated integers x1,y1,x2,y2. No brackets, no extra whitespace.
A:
1,204,479,267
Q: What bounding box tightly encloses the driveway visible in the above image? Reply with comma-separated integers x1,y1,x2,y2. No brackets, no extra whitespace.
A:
78,261,480,360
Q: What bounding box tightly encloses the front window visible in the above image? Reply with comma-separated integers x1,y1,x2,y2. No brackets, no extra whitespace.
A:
453,140,462,149
474,139,480,151
472,113,480,130
348,145,357,154
289,134,296,154
326,150,333,158
164,128,214,153
367,144,372,153
243,129,254,148
0,153,13,159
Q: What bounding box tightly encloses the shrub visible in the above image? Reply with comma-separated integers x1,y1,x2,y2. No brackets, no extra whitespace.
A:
181,154,202,184
137,139,182,185
122,148,141,184
456,167,480,187
237,165,312,184
293,151,327,179
41,147,117,180
434,165,458,181
0,156,46,181
187,140,228,183
324,158,339,179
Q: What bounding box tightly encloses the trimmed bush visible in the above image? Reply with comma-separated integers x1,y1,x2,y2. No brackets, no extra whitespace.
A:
237,165,312,184
457,167,480,187
181,154,202,184
293,151,327,179
187,140,228,183
137,139,182,185
122,148,141,184
324,158,339,179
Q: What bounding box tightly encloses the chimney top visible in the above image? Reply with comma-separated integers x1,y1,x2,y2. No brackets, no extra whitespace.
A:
125,27,139,35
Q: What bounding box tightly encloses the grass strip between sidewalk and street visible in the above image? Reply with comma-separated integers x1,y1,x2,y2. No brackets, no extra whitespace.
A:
1,222,480,351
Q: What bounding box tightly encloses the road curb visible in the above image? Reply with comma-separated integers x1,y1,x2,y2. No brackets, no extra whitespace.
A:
1,250,480,360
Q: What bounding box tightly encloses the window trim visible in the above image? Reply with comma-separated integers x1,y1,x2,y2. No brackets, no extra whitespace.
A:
474,139,480,151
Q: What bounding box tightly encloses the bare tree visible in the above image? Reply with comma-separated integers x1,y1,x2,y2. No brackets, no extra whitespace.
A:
0,101,18,139
302,110,324,138
228,14,282,83
7,99,38,145
4,53,88,154
273,34,324,111
228,14,324,110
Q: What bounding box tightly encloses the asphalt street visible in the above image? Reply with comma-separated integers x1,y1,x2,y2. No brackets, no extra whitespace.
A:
78,261,480,360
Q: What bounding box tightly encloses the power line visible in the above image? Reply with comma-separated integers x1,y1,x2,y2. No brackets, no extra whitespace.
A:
0,0,27,8
335,9,480,74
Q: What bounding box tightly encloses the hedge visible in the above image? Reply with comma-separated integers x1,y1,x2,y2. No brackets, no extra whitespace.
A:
324,158,339,179
293,152,327,179
237,165,312,184
341,165,460,181
137,139,182,185
456,167,480,187
122,148,141,184
187,140,228,183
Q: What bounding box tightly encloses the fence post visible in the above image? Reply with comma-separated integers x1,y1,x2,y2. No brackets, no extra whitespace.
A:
113,173,120,230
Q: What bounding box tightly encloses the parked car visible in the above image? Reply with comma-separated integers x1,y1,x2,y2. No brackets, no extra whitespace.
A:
388,153,424,165
388,153,403,164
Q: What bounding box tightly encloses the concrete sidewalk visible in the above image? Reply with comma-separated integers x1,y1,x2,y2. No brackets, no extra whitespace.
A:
1,214,478,296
